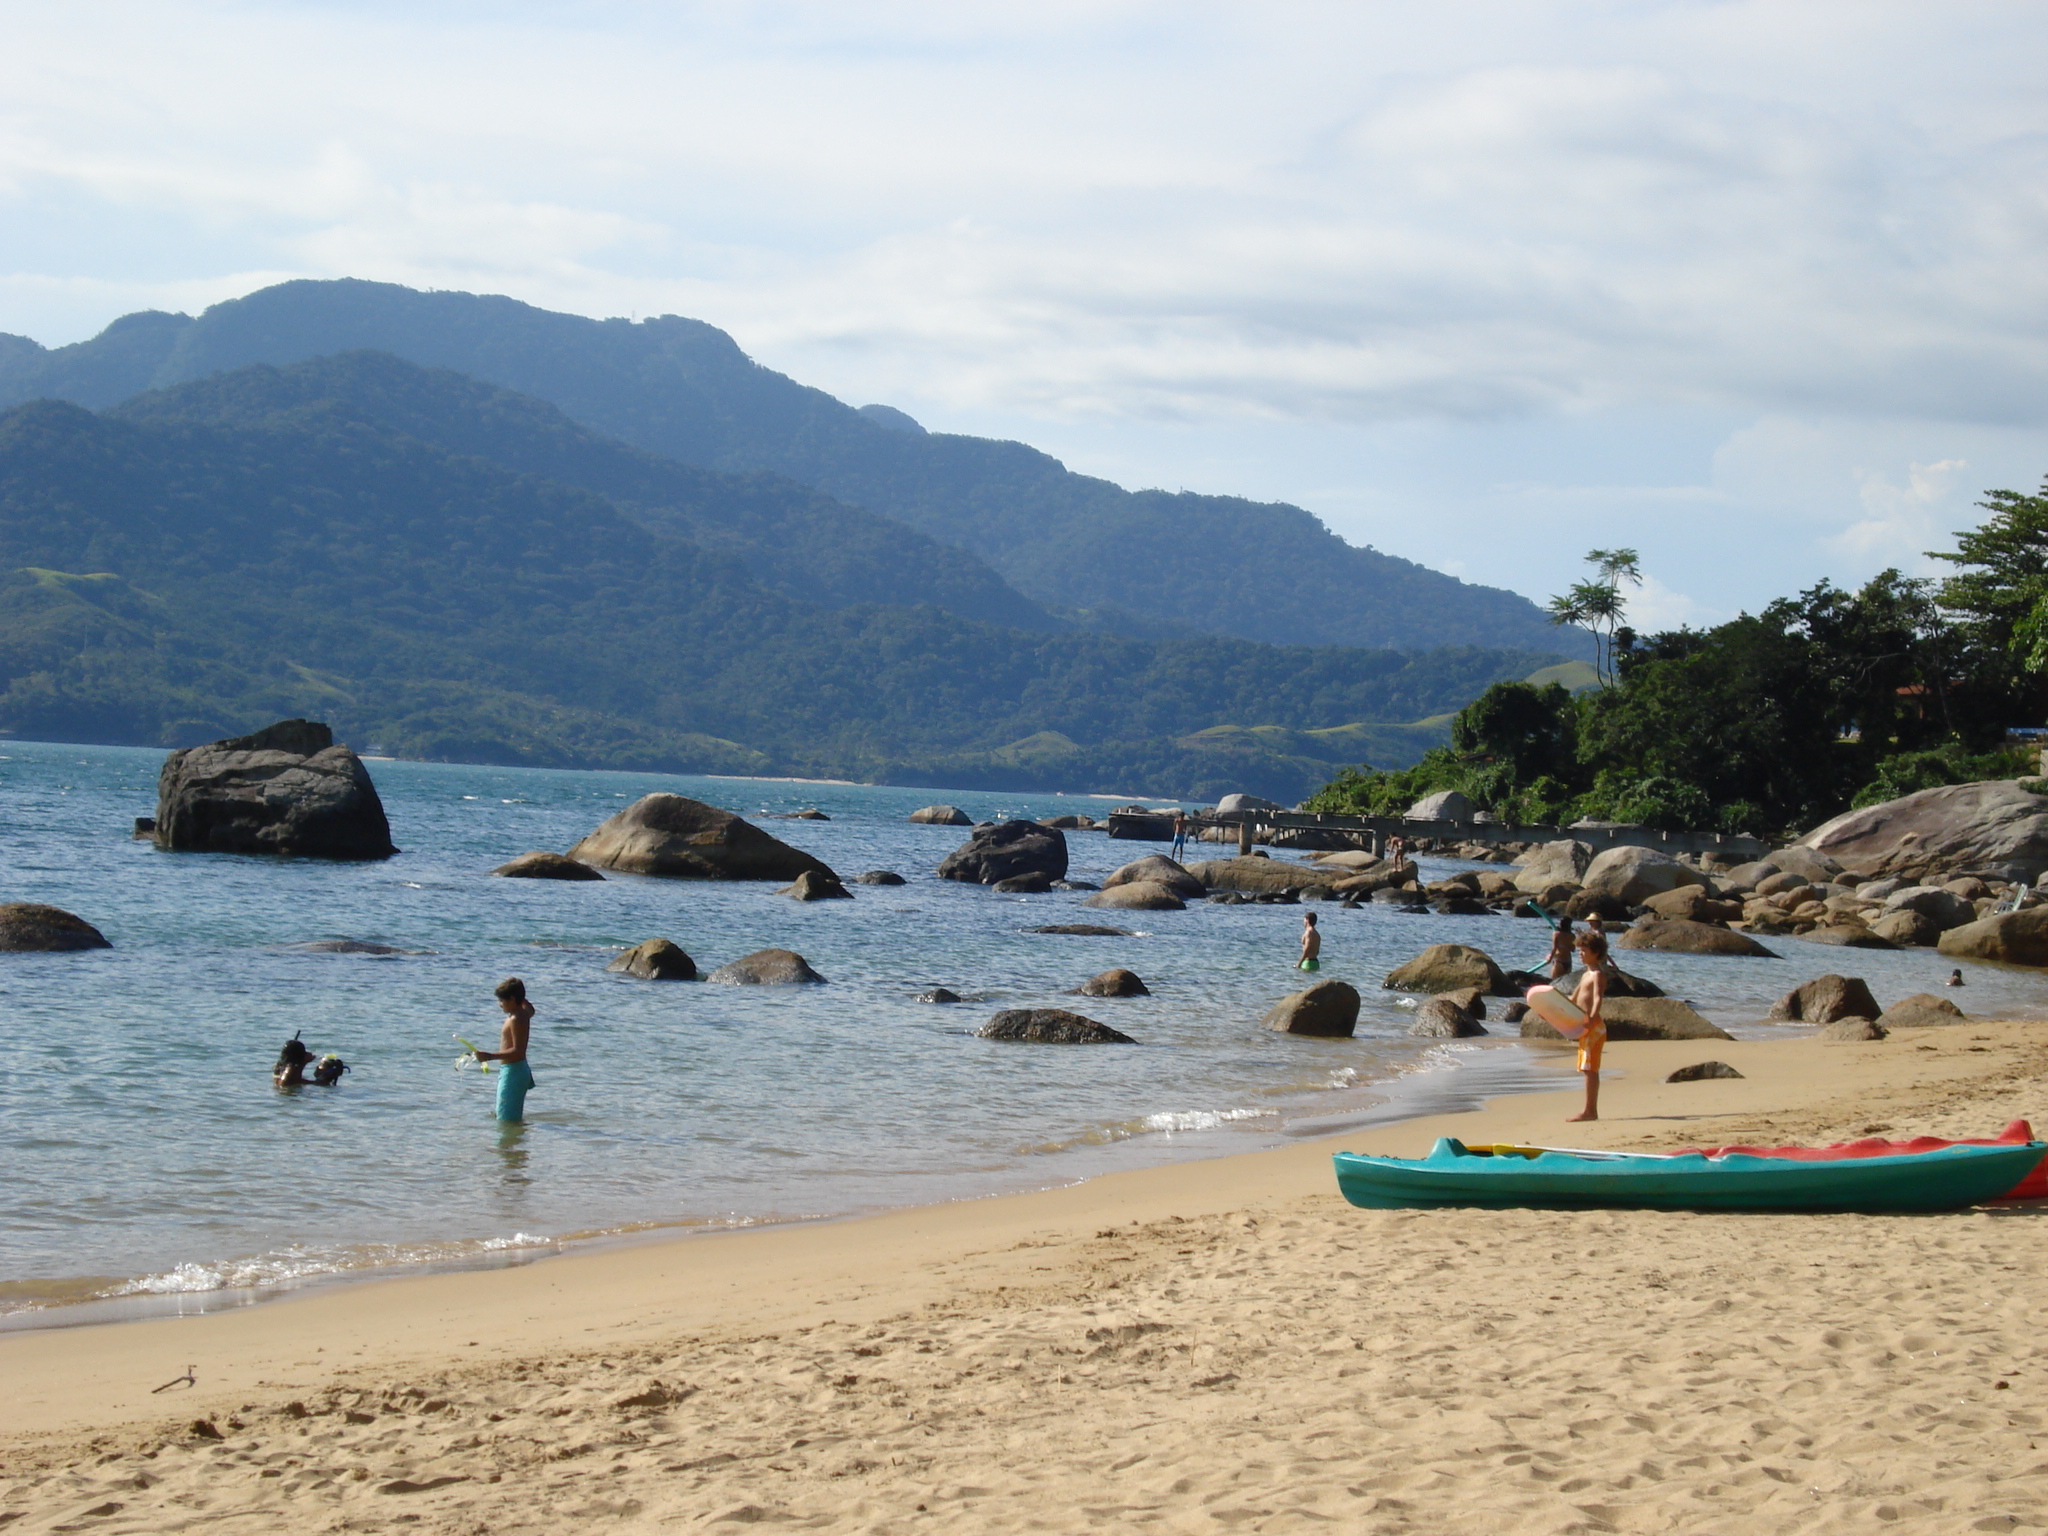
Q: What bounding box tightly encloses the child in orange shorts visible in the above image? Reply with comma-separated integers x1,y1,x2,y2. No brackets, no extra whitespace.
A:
1567,932,1608,1122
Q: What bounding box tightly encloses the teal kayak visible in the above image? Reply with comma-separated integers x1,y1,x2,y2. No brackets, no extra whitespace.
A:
1333,1137,2047,1213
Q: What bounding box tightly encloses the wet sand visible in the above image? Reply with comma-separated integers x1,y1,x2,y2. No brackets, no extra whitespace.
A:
4,1022,2046,1534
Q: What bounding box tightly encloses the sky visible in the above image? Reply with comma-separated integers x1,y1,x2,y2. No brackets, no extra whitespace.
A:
2,0,2045,629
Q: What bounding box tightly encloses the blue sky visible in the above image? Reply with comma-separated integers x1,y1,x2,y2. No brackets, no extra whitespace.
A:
3,1,2044,628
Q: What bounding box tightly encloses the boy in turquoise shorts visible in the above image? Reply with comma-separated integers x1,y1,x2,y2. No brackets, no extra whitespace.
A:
474,976,536,1121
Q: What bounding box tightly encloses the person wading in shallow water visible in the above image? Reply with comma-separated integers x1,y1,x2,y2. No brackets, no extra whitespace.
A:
473,977,536,1122
1546,915,1577,981
1298,911,1322,972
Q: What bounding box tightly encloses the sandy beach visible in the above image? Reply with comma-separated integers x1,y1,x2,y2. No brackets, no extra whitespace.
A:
4,1022,2047,1534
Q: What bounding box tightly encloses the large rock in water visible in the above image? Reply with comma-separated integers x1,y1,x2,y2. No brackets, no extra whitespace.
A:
1798,780,2048,883
1075,968,1150,998
781,869,852,901
1082,881,1186,911
1513,840,1592,895
706,948,828,985
1616,920,1777,957
154,720,396,860
606,938,697,981
569,794,832,881
937,820,1068,886
1765,974,1880,1023
978,1009,1136,1044
0,902,111,951
1938,908,2048,966
1260,980,1362,1037
493,851,604,880
1188,856,1331,896
910,805,973,826
1383,943,1513,996
1580,846,1706,906
1409,996,1488,1038
1103,855,1206,899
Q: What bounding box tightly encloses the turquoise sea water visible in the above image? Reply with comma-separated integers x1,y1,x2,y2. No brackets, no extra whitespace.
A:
4,740,2045,1323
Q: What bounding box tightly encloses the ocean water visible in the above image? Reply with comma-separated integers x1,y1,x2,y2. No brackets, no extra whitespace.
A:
4,740,2046,1324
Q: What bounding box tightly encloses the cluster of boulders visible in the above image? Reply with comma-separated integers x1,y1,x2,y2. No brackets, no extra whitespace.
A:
1762,972,1969,1038
606,940,828,985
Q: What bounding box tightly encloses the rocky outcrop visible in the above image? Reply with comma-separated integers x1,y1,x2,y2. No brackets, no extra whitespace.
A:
855,870,906,885
1075,968,1150,998
1409,996,1488,1037
1798,780,2048,883
1260,980,1361,1037
606,938,697,981
782,869,852,901
1640,886,1743,924
1876,993,1968,1029
0,902,111,951
493,851,604,880
977,1009,1136,1044
1521,998,1733,1041
569,795,834,882
1405,789,1475,821
1615,920,1777,957
706,948,827,985
1083,881,1186,911
1667,1061,1743,1082
1382,943,1512,996
910,805,973,825
937,821,1068,886
1881,886,1975,932
1513,840,1592,894
1103,855,1206,899
1868,909,1940,947
1581,846,1707,906
1217,793,1281,815
1766,974,1880,1024
1938,908,2048,966
154,719,397,860
1188,856,1333,896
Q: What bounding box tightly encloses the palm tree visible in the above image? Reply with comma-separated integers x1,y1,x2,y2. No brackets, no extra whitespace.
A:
1549,549,1642,684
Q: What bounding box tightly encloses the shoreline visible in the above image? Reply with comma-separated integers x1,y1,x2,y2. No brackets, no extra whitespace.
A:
0,1037,1577,1336
5,1023,2040,1438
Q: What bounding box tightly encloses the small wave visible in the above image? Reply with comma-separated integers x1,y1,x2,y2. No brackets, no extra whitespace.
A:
1139,1106,1271,1134
111,1232,557,1302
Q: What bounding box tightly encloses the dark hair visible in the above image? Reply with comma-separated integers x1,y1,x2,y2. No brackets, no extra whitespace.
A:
495,977,527,1003
1303,910,1318,925
274,1032,314,1072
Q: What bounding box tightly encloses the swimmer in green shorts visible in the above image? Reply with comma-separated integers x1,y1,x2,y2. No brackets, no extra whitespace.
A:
1298,910,1321,972
473,976,537,1121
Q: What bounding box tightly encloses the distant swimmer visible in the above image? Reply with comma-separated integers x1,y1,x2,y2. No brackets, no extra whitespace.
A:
473,977,537,1122
1298,910,1322,972
1947,968,1966,988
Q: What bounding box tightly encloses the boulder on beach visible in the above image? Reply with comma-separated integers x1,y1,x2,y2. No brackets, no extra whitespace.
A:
1075,968,1150,998
1667,1060,1744,1082
1260,980,1362,1038
154,719,397,861
1083,881,1186,911
1409,995,1488,1038
1797,780,2048,883
1404,789,1476,821
1382,943,1513,996
1766,974,1880,1024
937,820,1068,886
993,871,1055,894
1615,919,1777,957
0,902,111,952
606,938,698,981
1521,997,1733,1041
1581,846,1707,906
855,870,907,885
493,850,604,880
706,948,827,985
910,805,973,826
1641,886,1744,924
1821,1018,1888,1042
1938,907,2048,966
1513,840,1593,895
977,1008,1136,1044
782,869,852,901
1875,993,1968,1029
569,794,834,882
1188,856,1333,896
1103,855,1206,899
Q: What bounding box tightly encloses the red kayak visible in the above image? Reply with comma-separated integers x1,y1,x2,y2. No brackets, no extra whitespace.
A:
1674,1119,2048,1200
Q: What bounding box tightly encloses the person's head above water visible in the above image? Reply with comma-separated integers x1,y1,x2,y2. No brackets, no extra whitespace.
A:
274,1033,314,1070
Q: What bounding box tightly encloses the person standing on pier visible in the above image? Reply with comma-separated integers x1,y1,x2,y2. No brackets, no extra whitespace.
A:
1171,811,1190,862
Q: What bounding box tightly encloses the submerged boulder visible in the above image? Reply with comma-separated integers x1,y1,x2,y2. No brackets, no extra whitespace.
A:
1075,968,1150,998
977,1009,1136,1044
1026,924,1137,936
570,794,834,882
993,871,1055,894
606,938,698,981
154,719,396,860
1083,880,1186,911
937,820,1068,886
782,869,852,901
0,902,111,952
855,870,907,885
493,851,604,880
1260,980,1362,1038
1103,855,1206,899
707,948,827,985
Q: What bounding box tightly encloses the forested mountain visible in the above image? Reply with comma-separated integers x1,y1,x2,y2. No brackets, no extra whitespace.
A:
0,279,1587,657
0,375,1564,798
